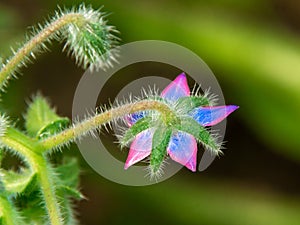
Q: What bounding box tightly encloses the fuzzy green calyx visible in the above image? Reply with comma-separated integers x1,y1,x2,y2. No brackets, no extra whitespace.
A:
150,126,172,175
64,4,119,70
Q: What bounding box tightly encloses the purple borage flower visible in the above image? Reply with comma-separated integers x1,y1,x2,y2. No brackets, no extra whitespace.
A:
121,73,238,176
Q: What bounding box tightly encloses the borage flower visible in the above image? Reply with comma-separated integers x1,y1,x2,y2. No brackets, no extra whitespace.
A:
120,73,238,177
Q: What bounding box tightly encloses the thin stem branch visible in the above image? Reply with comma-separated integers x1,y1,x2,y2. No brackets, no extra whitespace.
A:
0,13,85,90
40,100,175,150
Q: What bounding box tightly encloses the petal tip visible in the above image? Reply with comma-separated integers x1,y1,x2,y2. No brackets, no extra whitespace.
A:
161,73,190,100
230,105,239,109
174,72,187,83
227,105,239,114
177,72,186,79
185,163,197,172
173,73,190,95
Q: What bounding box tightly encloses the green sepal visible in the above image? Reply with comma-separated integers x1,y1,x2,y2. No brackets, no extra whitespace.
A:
121,116,152,147
176,117,220,155
150,126,172,174
175,96,210,113
25,94,69,138
80,22,112,63
0,168,37,196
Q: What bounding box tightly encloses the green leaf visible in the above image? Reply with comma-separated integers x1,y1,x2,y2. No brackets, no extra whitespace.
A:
0,176,4,194
55,156,84,199
25,94,69,138
55,157,83,225
0,168,37,195
58,185,84,200
0,149,3,167
0,194,25,225
55,157,80,190
15,189,46,225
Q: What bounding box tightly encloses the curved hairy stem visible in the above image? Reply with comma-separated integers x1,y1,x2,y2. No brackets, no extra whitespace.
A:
0,13,82,89
40,100,176,150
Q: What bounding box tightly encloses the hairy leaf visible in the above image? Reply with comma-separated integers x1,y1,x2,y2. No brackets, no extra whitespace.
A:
25,94,69,138
0,168,37,195
55,157,83,225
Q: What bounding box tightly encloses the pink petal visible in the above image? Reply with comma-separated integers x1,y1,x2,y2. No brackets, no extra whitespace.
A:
184,148,197,172
191,105,239,126
161,73,190,101
167,131,197,172
124,129,153,169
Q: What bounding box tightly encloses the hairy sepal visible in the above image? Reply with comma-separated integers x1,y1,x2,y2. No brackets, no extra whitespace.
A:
63,4,119,70
150,126,172,177
175,96,211,114
120,116,152,148
176,117,221,155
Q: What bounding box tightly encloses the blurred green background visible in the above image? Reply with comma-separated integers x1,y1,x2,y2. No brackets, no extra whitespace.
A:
1,0,300,224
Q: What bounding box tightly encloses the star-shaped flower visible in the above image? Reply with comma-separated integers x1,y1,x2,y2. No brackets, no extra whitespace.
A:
121,73,238,175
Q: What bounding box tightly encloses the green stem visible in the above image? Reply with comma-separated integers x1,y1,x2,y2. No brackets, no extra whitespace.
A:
1,128,62,225
0,13,85,90
36,158,62,225
1,127,39,166
0,195,18,225
40,100,175,150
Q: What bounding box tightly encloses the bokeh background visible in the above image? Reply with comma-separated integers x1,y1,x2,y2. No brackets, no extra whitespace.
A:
1,0,300,224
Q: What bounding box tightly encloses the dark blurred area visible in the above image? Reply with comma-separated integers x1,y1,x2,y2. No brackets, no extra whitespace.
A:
0,0,300,224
